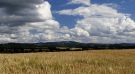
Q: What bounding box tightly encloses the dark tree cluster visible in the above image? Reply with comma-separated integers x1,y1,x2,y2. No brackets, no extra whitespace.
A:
0,41,135,53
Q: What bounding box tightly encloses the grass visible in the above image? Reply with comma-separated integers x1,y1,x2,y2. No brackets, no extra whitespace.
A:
0,49,135,74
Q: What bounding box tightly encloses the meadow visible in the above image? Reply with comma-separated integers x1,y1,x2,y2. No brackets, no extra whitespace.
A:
0,49,135,74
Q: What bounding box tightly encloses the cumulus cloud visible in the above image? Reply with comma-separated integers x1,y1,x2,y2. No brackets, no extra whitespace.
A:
57,0,135,43
0,0,61,43
0,0,52,25
0,0,135,43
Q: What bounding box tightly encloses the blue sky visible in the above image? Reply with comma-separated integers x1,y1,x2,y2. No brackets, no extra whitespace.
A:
92,0,135,20
49,0,83,28
0,0,135,43
48,0,135,28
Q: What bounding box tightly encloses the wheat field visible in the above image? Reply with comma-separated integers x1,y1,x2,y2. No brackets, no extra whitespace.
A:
0,49,135,74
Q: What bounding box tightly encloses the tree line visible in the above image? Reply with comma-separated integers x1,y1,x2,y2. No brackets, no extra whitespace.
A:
0,42,135,53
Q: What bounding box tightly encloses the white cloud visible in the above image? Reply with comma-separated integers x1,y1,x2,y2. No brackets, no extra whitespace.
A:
36,1,52,20
0,1,60,43
69,0,91,6
0,0,135,43
57,1,135,43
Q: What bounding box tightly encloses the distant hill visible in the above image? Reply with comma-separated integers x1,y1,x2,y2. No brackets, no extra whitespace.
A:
0,41,135,53
1,41,135,49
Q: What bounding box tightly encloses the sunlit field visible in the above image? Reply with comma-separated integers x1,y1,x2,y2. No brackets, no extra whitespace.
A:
0,49,135,74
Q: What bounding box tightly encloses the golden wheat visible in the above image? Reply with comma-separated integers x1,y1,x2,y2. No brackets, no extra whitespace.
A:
0,49,135,74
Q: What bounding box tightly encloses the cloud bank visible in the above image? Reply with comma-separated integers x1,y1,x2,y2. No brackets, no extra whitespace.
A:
0,0,135,43
0,0,58,43
57,0,135,43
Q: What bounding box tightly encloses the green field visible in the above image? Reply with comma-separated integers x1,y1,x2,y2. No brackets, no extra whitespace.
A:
0,49,135,74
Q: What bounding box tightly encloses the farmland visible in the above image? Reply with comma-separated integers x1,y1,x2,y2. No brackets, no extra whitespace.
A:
0,49,135,74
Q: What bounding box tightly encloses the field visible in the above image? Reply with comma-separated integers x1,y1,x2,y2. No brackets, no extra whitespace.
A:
0,50,135,74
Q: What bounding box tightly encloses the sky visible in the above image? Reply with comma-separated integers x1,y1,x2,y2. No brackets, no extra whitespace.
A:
49,0,135,28
0,0,135,43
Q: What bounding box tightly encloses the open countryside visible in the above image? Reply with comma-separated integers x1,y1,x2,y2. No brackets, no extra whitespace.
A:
0,49,135,74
